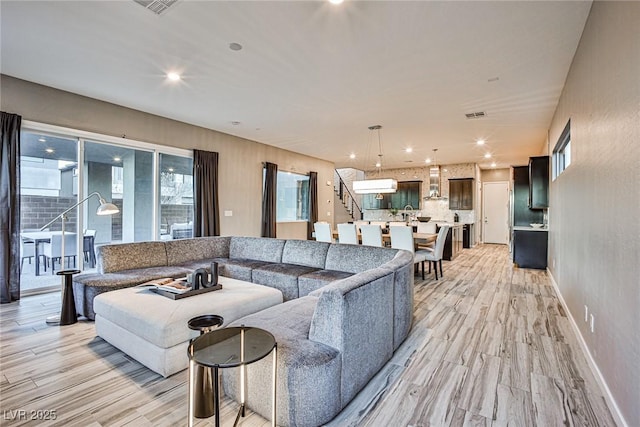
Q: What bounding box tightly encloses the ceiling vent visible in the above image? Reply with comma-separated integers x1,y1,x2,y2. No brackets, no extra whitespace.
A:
133,0,179,15
465,111,486,119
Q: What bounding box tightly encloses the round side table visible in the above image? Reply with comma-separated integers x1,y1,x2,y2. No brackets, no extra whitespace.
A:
187,326,277,427
187,314,224,419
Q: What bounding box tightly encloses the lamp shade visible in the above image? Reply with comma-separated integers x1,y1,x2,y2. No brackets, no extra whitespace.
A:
353,178,398,194
96,197,120,215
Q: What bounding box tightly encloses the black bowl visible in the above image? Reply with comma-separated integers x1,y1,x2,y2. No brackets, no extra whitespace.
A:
417,217,431,222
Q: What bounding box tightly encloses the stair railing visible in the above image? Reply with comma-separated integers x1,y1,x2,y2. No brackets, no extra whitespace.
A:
334,170,363,220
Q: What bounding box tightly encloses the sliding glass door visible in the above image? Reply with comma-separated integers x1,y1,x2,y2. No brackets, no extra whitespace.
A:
19,122,193,295
19,131,79,292
84,141,153,243
159,153,194,240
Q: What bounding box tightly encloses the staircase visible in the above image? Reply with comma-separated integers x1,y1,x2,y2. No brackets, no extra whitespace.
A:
334,169,363,222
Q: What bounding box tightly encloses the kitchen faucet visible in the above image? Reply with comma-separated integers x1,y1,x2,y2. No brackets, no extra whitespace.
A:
403,204,414,221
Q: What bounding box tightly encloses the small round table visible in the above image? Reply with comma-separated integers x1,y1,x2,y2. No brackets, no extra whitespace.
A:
187,326,277,427
187,315,224,419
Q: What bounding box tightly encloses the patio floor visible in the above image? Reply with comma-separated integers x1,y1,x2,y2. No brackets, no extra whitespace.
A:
20,257,97,295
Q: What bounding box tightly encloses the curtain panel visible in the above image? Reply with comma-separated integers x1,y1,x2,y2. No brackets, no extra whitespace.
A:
1,112,22,303
193,149,220,237
307,171,318,240
261,162,278,238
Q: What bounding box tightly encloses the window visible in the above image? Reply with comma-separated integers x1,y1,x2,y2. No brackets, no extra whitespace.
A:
276,171,310,222
553,120,571,180
159,153,194,239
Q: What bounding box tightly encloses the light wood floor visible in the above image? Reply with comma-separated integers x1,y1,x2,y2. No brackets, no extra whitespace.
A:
0,244,616,426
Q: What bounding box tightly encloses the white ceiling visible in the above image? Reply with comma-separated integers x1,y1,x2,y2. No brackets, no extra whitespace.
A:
0,0,592,170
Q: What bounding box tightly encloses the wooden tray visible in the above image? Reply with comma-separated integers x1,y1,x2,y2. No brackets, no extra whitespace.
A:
152,284,223,300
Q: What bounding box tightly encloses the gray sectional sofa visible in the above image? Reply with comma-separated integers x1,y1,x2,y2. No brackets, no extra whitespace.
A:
73,236,414,427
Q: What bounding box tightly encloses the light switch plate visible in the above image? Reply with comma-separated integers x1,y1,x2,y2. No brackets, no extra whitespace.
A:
224,210,233,217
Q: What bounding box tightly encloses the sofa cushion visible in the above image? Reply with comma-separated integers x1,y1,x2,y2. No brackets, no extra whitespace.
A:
223,296,342,427
165,236,231,266
213,258,273,282
281,239,330,268
229,237,285,263
97,241,168,273
324,244,399,274
298,269,353,297
252,263,319,301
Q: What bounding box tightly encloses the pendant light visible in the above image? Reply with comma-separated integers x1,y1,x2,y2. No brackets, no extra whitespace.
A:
353,125,398,195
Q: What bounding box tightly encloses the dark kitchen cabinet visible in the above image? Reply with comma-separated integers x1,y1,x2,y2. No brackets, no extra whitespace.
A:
529,156,549,209
463,224,471,248
441,225,463,261
513,230,548,269
449,178,473,210
513,166,544,227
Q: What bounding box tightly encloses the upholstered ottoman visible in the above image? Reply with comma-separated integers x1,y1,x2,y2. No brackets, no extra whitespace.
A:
93,276,283,377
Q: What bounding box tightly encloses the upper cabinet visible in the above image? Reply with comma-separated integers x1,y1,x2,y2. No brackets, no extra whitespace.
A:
449,178,473,210
363,181,421,210
529,156,549,209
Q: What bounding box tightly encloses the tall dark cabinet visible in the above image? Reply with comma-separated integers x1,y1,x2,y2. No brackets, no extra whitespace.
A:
529,156,549,209
513,167,544,226
512,165,547,269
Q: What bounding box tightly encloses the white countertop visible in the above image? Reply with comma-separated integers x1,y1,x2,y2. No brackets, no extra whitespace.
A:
513,226,548,232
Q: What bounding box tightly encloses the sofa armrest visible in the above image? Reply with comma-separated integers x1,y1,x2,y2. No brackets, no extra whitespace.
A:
308,267,394,406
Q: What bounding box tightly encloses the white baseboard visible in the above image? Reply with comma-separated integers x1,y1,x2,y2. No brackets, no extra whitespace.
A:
547,268,629,427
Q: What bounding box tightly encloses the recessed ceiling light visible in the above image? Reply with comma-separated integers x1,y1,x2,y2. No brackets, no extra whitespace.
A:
375,161,381,168
491,162,497,168
45,148,54,154
38,137,46,142
113,156,121,162
167,72,181,81
484,153,491,158
229,42,243,51
405,147,413,153
476,139,485,145
425,158,432,164
349,153,356,159
328,0,344,4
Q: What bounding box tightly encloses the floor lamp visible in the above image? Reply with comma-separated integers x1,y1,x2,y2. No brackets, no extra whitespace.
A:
41,191,119,326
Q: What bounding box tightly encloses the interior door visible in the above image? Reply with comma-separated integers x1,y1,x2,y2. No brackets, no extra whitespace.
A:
483,181,510,244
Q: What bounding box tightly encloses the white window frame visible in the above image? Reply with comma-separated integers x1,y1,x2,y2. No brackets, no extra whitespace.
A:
552,120,571,180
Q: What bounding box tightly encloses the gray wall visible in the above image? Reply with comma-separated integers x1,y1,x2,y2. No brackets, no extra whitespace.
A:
0,75,336,238
547,2,639,425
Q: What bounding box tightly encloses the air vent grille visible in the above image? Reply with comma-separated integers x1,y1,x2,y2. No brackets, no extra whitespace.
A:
133,0,179,15
465,111,486,119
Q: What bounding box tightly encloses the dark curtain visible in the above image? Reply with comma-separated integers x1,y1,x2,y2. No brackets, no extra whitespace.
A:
307,171,318,240
1,112,21,303
261,162,278,238
193,149,220,237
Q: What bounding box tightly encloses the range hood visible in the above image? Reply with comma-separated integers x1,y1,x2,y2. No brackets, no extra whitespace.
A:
424,166,447,200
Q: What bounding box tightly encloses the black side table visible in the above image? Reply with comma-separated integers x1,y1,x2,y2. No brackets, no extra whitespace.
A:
46,269,81,326
187,326,277,427
187,315,224,419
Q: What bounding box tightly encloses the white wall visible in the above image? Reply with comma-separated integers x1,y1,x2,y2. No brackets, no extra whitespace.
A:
547,2,640,425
